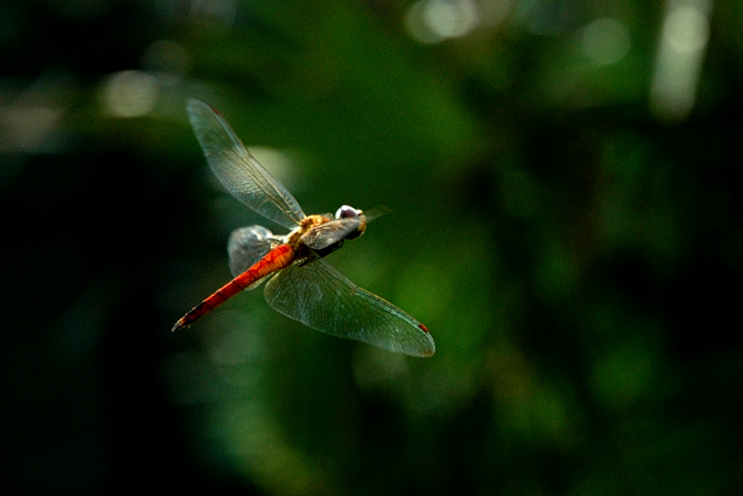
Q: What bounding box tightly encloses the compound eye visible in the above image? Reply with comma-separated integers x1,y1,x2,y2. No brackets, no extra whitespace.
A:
335,205,360,219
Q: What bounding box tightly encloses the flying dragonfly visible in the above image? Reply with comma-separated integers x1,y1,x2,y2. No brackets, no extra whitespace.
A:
172,99,435,357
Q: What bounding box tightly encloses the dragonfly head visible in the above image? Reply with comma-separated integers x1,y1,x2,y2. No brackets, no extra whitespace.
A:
335,205,367,240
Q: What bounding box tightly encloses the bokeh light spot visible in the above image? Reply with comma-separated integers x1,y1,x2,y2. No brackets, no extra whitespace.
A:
101,70,158,118
650,0,711,121
0,104,62,153
581,17,631,66
406,0,480,44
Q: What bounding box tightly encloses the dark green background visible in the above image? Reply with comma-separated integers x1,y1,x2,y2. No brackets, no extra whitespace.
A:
2,0,741,494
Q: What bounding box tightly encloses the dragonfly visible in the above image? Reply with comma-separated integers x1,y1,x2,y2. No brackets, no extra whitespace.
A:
172,99,435,357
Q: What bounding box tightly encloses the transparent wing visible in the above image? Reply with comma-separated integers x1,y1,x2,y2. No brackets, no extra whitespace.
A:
187,98,306,230
263,258,435,357
300,217,362,251
228,225,284,290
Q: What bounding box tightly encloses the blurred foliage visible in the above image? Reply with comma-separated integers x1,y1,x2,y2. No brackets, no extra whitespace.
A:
1,0,742,495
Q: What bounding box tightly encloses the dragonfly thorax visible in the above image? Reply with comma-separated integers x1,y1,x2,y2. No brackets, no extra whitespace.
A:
287,214,331,246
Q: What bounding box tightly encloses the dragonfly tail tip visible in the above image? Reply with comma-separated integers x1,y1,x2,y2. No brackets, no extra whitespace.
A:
171,321,188,332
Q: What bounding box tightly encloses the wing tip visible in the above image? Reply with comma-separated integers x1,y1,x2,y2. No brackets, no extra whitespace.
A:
416,323,435,357
186,97,206,112
421,341,436,358
410,327,436,358
186,98,223,121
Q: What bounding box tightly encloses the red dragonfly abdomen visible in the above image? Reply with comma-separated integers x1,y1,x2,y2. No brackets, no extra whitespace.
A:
172,243,296,331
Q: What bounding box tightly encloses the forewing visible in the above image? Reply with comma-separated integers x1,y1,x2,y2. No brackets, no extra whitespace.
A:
263,258,435,357
187,99,306,230
300,217,361,251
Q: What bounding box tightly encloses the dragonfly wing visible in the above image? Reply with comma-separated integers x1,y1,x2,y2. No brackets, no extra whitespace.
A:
187,99,306,230
228,226,283,290
263,258,435,357
300,217,362,251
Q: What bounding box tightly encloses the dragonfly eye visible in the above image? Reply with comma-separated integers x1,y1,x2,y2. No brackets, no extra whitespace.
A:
335,205,361,219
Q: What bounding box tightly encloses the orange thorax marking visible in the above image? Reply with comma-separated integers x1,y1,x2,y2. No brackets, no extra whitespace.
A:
287,214,331,245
